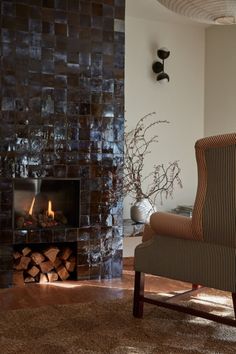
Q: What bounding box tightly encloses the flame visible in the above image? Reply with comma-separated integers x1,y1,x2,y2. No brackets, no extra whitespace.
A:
47,200,55,220
29,197,35,216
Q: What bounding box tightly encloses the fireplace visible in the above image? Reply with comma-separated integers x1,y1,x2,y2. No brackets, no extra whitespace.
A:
0,0,125,288
10,178,80,285
14,178,80,231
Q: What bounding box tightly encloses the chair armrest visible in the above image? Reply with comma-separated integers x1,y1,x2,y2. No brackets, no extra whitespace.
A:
149,212,193,240
142,223,157,242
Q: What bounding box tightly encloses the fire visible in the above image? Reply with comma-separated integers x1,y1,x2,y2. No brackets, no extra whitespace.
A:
28,197,55,220
29,197,35,216
47,200,55,220
18,196,64,229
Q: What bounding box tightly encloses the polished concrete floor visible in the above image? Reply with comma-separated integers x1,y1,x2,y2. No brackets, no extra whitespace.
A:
0,260,193,311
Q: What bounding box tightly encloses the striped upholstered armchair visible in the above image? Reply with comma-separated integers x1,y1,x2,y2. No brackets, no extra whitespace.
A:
133,133,236,326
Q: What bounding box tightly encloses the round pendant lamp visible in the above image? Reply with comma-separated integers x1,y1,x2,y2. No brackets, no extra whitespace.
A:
157,0,236,25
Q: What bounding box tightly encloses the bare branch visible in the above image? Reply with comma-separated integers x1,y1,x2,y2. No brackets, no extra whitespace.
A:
122,112,182,206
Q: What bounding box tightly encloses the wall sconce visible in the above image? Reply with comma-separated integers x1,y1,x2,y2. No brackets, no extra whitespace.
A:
152,47,170,83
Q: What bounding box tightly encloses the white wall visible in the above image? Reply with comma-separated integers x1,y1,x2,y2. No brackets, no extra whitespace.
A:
205,26,236,136
123,236,142,257
124,15,205,218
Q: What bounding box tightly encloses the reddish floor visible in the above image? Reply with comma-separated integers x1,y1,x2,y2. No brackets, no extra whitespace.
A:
0,266,193,311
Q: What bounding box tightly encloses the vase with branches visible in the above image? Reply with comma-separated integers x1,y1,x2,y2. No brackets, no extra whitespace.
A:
124,112,182,223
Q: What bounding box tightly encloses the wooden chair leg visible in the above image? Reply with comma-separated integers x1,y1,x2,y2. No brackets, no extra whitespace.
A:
232,293,236,318
133,271,144,318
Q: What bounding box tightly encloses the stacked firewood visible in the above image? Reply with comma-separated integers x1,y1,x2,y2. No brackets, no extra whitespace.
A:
13,246,76,286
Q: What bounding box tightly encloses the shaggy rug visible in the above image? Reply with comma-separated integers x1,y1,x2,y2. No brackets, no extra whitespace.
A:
1,296,236,354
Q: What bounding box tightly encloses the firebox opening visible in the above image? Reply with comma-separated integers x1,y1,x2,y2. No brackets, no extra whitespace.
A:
13,179,80,230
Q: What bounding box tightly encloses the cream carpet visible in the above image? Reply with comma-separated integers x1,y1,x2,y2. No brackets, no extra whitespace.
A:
0,295,236,354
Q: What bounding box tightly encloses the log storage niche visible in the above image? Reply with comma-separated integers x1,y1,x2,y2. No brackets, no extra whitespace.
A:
13,243,77,286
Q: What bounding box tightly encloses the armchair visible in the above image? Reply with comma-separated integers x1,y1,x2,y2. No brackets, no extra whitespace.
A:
133,133,236,326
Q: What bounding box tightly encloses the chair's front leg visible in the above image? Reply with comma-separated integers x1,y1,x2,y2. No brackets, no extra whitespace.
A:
133,271,144,318
232,293,236,319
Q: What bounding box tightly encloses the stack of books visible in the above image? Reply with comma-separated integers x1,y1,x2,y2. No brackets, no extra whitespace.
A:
171,205,193,217
123,219,145,237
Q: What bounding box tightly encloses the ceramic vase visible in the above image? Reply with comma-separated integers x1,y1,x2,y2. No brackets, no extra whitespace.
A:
130,198,156,224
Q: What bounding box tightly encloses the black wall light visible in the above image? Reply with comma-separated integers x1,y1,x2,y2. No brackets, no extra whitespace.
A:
152,47,170,83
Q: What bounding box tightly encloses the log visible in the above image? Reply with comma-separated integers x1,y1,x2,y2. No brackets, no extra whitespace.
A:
22,247,32,256
14,256,31,270
24,276,35,283
65,256,76,272
39,273,48,283
53,256,62,270
31,252,45,265
13,271,24,286
57,265,70,280
39,260,54,274
47,271,59,282
27,265,40,278
43,247,60,263
60,247,73,261
13,251,22,260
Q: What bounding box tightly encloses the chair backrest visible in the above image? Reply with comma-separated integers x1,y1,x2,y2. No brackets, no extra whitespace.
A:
192,133,236,247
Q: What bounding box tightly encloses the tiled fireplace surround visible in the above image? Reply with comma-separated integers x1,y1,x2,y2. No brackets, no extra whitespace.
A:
0,0,125,287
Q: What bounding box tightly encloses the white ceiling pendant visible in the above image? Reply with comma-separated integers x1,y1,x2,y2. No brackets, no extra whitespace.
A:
157,0,236,24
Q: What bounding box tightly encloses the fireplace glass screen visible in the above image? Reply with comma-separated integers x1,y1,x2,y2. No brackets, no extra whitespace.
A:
13,179,80,230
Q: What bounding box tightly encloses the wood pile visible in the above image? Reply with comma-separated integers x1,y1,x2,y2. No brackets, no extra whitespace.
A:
13,246,76,286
